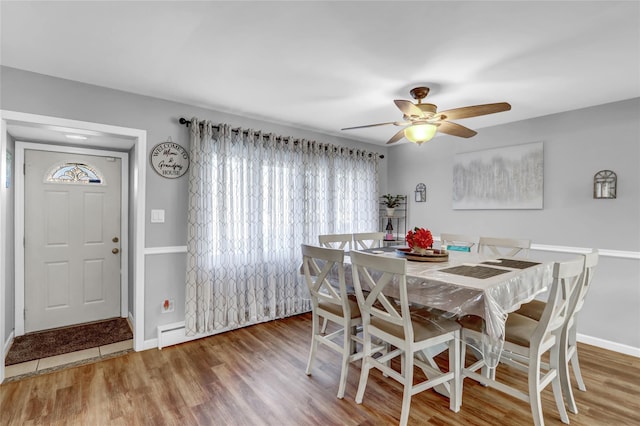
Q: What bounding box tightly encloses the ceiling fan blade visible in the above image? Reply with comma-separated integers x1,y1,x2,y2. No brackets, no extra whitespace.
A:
341,121,397,131
386,129,406,144
437,121,477,138
438,102,511,121
394,100,424,118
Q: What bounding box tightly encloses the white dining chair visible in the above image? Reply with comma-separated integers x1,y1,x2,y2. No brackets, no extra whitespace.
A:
515,249,598,414
318,233,352,251
301,244,364,399
460,257,585,426
352,232,385,250
317,234,353,334
477,236,531,257
350,250,461,426
440,233,476,252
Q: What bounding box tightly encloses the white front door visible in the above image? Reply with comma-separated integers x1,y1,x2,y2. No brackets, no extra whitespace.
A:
24,149,122,332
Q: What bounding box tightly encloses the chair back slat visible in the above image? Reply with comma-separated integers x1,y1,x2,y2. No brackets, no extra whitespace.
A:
301,244,348,312
478,236,531,257
532,257,585,346
350,250,410,336
353,232,385,250
318,233,352,251
573,249,598,315
561,249,599,334
364,271,403,325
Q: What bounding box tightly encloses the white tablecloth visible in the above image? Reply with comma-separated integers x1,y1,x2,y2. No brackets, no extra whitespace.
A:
345,249,554,366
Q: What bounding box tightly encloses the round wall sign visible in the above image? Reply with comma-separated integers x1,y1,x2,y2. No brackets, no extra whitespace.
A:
150,141,189,178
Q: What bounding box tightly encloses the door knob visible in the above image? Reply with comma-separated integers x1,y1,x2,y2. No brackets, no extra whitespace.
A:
112,237,119,243
112,248,120,254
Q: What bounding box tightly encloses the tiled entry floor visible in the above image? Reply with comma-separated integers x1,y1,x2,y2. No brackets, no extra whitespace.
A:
4,339,133,382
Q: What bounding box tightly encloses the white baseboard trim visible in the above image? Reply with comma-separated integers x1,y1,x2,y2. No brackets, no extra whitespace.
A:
128,311,145,352
577,333,640,358
143,338,159,351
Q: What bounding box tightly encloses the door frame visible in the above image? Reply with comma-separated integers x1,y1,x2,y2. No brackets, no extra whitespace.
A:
1,110,147,384
17,142,129,333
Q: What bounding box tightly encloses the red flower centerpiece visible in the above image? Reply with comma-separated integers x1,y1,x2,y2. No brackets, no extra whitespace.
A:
406,227,434,255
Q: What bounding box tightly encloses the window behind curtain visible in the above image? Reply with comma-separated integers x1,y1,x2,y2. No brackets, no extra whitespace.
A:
185,121,379,334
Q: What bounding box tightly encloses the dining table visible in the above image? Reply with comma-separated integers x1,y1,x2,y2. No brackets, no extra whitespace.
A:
344,246,555,368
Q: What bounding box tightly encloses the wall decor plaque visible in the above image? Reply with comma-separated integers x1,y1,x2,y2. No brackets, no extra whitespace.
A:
150,138,189,178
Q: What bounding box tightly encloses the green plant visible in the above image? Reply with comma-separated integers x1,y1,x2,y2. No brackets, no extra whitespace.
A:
382,194,403,208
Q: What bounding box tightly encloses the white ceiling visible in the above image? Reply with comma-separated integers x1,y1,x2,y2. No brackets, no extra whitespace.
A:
1,1,639,146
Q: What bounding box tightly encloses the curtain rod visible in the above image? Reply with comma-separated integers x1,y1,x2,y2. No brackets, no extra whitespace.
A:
178,117,384,159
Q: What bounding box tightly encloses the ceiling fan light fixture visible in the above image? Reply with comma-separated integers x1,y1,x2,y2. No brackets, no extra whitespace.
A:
342,86,510,145
404,123,437,144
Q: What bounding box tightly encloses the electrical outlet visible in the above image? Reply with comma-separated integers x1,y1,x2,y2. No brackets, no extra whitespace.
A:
161,299,174,313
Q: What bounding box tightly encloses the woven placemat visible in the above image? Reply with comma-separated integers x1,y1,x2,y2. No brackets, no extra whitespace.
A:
358,246,398,253
482,258,541,269
440,265,510,279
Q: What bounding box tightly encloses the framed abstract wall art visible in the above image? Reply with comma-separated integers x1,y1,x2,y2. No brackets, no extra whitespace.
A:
452,141,543,210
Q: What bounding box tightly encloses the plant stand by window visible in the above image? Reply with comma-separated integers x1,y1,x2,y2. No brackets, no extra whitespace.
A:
380,195,407,246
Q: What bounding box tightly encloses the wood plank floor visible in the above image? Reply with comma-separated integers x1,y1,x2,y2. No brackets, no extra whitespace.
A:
1,313,639,425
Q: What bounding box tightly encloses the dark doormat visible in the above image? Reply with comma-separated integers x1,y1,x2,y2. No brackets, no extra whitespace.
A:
5,317,133,366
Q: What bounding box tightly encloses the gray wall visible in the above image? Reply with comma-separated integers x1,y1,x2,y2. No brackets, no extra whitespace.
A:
387,98,640,349
2,66,638,350
1,66,388,341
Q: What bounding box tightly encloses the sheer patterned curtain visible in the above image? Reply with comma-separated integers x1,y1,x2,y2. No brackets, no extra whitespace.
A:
185,118,379,335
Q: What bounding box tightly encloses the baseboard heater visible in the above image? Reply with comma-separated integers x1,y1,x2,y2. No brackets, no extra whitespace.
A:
157,322,188,349
156,319,284,350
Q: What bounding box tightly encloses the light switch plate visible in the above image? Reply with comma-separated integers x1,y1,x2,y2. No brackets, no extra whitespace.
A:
151,209,165,223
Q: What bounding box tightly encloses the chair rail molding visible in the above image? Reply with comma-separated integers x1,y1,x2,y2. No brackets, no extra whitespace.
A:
530,243,639,260
145,246,188,255
433,237,639,260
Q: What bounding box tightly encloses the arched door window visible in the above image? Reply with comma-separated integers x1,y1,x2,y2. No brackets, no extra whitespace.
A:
45,162,105,184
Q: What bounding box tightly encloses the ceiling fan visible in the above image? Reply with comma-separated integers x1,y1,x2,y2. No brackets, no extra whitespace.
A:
341,87,511,145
